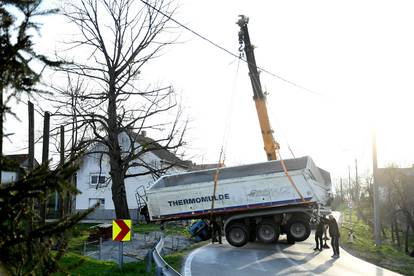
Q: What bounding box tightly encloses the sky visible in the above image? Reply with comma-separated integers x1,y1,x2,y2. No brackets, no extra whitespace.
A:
4,0,414,185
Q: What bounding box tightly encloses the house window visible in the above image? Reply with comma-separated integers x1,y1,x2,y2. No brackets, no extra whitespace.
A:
89,198,105,209
90,174,107,187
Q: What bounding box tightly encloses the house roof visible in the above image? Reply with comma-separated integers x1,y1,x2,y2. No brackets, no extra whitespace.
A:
3,154,39,171
131,132,191,169
6,154,30,165
83,131,190,169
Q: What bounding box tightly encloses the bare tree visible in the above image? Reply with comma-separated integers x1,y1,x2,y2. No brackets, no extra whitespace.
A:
379,166,414,254
50,0,186,219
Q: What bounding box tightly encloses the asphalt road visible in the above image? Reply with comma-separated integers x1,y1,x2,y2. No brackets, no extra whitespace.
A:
183,233,402,276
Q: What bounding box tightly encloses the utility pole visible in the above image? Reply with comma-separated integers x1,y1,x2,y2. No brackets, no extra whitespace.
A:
40,111,50,223
59,125,65,218
355,159,358,187
0,87,2,153
355,159,359,206
28,101,34,231
372,128,381,246
28,102,34,171
348,166,352,224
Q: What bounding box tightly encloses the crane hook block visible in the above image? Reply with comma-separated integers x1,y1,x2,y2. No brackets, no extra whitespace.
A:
236,15,249,27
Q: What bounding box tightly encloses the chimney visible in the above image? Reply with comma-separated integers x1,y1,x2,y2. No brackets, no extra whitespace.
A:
141,130,146,137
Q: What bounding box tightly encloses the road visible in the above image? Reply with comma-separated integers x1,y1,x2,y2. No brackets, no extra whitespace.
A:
183,234,402,276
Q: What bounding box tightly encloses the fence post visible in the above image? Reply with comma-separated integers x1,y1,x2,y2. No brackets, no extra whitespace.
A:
146,249,152,273
155,266,162,276
176,237,180,251
99,237,102,260
118,241,123,270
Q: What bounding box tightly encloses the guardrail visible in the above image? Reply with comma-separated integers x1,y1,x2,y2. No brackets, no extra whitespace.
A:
152,237,182,276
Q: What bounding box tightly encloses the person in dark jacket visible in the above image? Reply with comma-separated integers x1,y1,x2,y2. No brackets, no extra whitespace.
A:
314,218,324,251
211,220,222,244
325,214,340,258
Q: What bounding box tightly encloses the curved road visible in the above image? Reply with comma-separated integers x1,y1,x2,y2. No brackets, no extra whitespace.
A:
183,234,401,276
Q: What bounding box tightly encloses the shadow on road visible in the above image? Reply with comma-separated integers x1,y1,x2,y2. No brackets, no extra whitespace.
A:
310,258,338,274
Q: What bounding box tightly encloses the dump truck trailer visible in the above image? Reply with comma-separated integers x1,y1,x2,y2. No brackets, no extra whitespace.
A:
137,156,331,247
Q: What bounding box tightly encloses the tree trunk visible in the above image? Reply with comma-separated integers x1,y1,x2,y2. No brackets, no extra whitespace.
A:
396,220,401,248
405,223,410,254
0,85,3,155
381,225,387,239
108,80,130,219
110,167,130,219
109,149,130,219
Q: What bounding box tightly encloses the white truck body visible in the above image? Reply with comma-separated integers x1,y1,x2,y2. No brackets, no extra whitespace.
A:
143,156,331,221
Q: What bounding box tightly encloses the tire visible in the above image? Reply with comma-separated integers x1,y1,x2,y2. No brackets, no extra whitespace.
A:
285,217,311,242
226,222,249,247
256,221,280,243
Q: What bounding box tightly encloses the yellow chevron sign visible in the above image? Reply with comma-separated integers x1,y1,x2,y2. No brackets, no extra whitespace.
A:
112,219,131,241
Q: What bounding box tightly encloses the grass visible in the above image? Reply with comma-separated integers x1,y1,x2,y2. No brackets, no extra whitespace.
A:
54,240,209,276
67,223,100,254
65,221,190,254
340,209,414,276
56,221,196,275
133,222,191,238
53,252,154,276
163,240,210,272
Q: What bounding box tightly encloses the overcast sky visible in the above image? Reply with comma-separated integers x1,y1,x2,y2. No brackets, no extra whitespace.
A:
4,0,414,183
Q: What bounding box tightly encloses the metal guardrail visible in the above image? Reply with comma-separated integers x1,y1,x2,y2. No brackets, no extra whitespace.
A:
152,237,182,276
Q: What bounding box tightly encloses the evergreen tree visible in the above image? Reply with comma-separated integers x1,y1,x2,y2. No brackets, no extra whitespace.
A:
0,1,95,275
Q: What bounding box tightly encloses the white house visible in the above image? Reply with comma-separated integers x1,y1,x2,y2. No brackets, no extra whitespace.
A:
1,154,39,184
75,131,190,220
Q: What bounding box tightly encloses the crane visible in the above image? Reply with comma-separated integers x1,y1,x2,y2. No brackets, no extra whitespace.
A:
237,15,279,161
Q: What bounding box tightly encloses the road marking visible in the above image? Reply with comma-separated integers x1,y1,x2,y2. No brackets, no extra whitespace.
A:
183,244,208,276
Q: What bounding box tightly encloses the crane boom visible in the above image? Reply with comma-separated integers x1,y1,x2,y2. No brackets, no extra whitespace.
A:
237,15,279,161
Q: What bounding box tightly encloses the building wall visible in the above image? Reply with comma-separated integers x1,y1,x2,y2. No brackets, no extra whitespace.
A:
1,171,18,184
75,134,187,220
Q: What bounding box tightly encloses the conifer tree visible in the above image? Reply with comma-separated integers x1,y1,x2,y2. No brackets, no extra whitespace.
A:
0,1,94,274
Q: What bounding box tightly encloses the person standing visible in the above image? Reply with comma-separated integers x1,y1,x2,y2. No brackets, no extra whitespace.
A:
211,220,222,244
314,219,324,251
326,214,340,258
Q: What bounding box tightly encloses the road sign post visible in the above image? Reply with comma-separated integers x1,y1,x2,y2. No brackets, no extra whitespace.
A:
119,241,123,270
113,219,132,269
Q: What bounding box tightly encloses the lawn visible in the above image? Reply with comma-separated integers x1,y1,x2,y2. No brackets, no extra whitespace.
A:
66,221,191,254
53,221,195,275
53,252,154,276
340,209,414,276
54,240,209,276
133,221,191,238
67,223,100,254
163,240,210,272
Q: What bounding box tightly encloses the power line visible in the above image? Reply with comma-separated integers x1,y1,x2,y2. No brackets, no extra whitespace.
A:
139,0,326,97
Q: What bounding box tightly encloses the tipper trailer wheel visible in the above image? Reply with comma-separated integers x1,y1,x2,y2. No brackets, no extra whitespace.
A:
226,222,249,247
286,217,311,242
256,221,280,243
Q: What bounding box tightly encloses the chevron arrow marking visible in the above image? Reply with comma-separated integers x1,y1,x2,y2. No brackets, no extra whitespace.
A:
113,219,131,241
